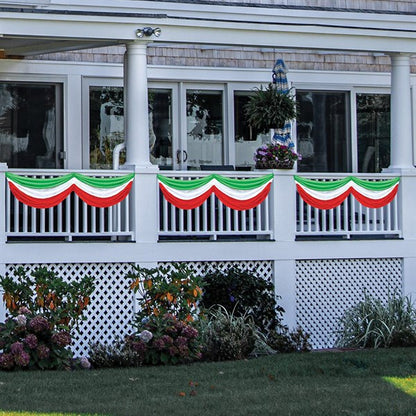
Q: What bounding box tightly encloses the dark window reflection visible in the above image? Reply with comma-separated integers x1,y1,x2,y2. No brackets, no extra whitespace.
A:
296,91,350,172
0,83,62,168
357,94,390,173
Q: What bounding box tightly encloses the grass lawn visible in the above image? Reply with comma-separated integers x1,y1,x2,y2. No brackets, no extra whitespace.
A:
1,348,416,416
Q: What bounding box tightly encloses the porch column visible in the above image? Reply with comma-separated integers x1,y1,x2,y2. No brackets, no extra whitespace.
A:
124,41,152,168
388,54,414,171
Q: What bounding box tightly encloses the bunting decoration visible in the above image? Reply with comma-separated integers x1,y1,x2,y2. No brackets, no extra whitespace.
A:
158,174,273,211
294,176,400,210
6,172,134,209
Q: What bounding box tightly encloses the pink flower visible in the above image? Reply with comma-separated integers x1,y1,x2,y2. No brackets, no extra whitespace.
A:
14,351,30,367
0,353,14,370
24,334,38,349
51,331,72,347
36,344,50,360
10,341,24,356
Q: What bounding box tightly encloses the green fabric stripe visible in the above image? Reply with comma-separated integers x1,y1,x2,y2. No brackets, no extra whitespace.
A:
158,174,273,191
294,175,400,191
294,176,351,191
214,174,274,190
6,172,74,189
74,173,134,188
351,176,400,190
6,172,134,189
157,174,215,190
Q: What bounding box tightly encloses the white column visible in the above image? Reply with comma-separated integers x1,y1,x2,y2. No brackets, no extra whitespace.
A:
124,42,152,168
388,54,414,171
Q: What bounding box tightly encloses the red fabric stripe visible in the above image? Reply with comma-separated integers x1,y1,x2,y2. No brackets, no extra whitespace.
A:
74,182,133,208
8,182,74,209
351,184,399,209
213,183,272,211
296,185,351,210
159,183,213,210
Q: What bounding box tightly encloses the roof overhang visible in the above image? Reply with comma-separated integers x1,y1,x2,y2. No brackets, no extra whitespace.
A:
0,0,415,56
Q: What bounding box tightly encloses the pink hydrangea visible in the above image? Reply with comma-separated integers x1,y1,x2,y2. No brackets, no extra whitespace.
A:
36,344,50,360
0,353,14,370
28,316,49,333
24,334,38,350
51,331,72,347
10,341,24,356
14,351,30,367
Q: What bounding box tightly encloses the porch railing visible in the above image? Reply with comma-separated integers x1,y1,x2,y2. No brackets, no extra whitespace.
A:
6,169,134,242
158,171,273,240
295,174,401,239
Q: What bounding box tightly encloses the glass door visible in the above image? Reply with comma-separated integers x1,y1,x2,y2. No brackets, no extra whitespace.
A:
180,86,225,170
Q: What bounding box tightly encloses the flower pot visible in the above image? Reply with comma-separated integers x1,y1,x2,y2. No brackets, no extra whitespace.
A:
255,160,294,169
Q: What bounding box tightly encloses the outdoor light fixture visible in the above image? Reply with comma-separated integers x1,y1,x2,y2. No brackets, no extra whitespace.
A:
136,27,161,38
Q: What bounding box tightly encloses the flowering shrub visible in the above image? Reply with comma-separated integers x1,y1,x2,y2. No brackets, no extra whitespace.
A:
0,308,73,370
126,313,202,365
0,267,95,370
127,263,203,323
254,143,301,168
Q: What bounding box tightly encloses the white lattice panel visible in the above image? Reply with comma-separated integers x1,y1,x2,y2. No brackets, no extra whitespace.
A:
158,260,274,282
296,258,402,349
5,263,134,357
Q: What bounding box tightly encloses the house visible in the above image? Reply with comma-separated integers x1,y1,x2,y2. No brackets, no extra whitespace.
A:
0,0,415,352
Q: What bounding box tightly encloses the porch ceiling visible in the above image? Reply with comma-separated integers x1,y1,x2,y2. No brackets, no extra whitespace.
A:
0,1,415,56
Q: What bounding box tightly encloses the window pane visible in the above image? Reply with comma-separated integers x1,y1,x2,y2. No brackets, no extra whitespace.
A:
0,83,62,168
357,94,390,173
89,86,124,169
297,91,350,172
89,87,173,169
234,92,269,169
186,90,223,170
149,89,173,168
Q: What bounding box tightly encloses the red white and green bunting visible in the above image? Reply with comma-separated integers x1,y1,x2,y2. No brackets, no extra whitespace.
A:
294,175,400,210
6,172,134,209
158,174,273,211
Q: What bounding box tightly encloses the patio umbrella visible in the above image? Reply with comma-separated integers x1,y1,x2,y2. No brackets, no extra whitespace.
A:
271,58,294,148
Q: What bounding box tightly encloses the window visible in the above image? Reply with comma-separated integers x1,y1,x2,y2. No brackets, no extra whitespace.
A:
296,91,350,172
357,93,390,173
234,91,269,169
0,82,62,168
186,89,223,170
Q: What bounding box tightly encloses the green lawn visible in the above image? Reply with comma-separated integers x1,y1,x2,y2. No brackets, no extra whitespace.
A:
1,348,416,416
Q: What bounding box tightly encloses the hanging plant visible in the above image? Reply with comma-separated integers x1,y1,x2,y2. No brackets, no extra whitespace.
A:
244,83,297,133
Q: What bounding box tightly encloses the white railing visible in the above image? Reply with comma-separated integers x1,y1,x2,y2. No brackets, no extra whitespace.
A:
295,174,401,239
158,171,273,240
6,169,134,242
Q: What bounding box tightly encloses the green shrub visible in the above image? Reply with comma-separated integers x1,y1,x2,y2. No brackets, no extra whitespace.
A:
336,292,416,349
199,306,258,361
88,339,142,368
200,267,283,335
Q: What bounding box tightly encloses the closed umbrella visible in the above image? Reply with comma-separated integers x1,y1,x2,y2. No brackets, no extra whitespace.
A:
272,58,294,148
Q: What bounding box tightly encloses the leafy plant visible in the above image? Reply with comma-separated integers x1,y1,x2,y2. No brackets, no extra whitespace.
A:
1,267,94,331
336,292,416,349
127,263,203,323
199,305,258,361
244,83,297,133
254,142,300,169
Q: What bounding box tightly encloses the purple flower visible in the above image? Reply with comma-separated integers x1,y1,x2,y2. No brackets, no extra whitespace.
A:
28,316,49,333
160,335,173,346
24,334,38,350
10,341,24,356
168,346,179,357
175,336,188,347
181,325,198,339
15,314,27,327
51,331,72,347
14,351,30,367
36,344,50,360
18,306,30,315
80,357,91,369
138,330,153,343
153,338,165,351
0,353,14,370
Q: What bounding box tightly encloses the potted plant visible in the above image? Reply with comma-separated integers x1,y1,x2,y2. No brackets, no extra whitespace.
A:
254,142,301,169
244,83,297,133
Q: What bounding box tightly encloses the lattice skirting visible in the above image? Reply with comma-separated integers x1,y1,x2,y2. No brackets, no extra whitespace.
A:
4,260,273,357
296,258,402,349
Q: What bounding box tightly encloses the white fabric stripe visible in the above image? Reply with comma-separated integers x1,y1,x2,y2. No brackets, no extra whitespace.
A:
8,178,133,200
296,181,397,201
161,178,272,201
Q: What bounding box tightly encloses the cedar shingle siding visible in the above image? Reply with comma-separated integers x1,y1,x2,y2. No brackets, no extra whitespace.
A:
28,1,416,73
